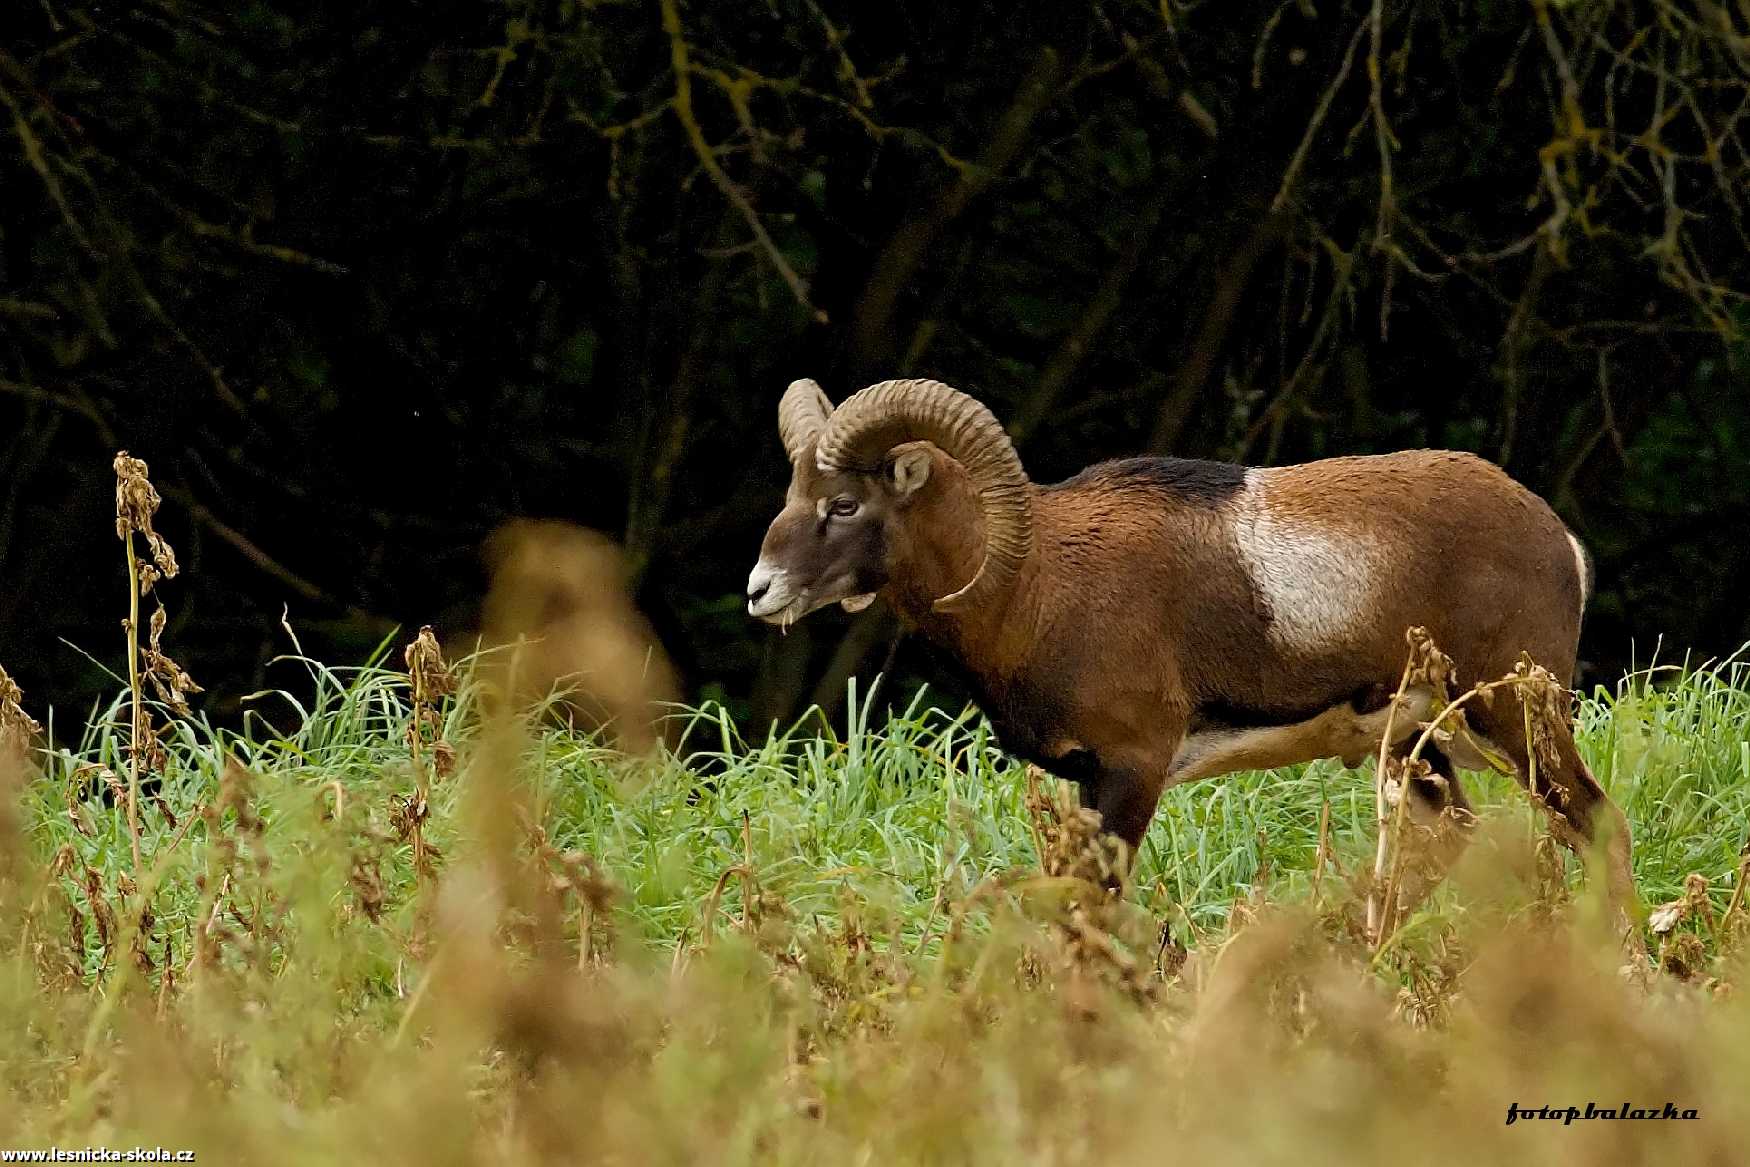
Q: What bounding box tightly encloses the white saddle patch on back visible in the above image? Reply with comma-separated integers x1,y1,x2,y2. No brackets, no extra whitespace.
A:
1231,469,1380,653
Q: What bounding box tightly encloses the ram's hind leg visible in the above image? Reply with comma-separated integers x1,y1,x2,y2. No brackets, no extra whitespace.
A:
1471,691,1639,945
1166,686,1439,786
1381,744,1477,924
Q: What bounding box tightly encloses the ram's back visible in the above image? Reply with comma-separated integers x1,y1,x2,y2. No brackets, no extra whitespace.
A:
1038,450,1586,714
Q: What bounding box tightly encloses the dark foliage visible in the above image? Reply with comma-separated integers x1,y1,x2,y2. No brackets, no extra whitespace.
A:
1,0,1746,727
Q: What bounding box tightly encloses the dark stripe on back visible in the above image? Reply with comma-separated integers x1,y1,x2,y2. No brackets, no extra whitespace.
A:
1050,456,1248,505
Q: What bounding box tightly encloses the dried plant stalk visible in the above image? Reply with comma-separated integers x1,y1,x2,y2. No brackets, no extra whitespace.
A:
401,625,456,881
479,521,677,751
1023,766,1154,1004
1367,630,1587,952
0,662,41,761
0,666,37,900
117,452,165,871
113,452,199,877
1367,627,1455,942
192,758,266,977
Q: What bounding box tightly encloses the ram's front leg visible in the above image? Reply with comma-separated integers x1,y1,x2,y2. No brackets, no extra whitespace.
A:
1039,764,1154,896
1073,738,1180,860
1087,769,1164,856
1027,749,1159,886
1030,715,1184,887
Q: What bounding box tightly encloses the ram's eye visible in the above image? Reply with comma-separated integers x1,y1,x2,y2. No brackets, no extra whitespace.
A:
827,497,860,518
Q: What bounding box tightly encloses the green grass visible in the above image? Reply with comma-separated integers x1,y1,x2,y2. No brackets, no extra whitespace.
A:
23,651,1750,959
3,648,1749,1162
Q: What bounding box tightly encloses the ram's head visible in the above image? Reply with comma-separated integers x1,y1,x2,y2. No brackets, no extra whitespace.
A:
747,378,1034,627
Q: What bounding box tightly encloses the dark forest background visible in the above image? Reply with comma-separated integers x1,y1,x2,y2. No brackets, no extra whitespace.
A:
2,0,1747,732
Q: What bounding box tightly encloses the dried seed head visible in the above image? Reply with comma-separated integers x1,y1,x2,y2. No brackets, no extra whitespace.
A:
349,855,387,923
555,849,617,918
403,627,457,795
1025,766,1128,889
1660,931,1708,981
1022,766,1155,1004
0,662,41,756
1510,653,1570,776
389,791,430,841
210,758,265,840
82,864,117,959
114,451,180,586
63,773,96,838
1403,625,1457,692
142,605,202,716
405,626,457,705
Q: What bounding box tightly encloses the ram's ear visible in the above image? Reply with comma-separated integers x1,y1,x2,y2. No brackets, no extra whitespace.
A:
886,443,933,502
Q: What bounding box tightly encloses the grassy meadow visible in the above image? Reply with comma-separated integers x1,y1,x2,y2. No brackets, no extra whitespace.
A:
1,635,1748,1164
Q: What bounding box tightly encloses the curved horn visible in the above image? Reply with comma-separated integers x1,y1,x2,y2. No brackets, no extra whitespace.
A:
815,379,1034,613
777,379,833,464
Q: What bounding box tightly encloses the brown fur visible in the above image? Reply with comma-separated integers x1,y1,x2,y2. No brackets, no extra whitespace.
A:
753,444,1635,928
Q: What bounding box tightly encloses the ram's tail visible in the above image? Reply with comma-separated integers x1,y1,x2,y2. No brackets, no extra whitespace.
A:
1564,528,1594,620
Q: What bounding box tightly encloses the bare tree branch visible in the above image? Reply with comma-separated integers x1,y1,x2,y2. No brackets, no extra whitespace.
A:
659,0,827,323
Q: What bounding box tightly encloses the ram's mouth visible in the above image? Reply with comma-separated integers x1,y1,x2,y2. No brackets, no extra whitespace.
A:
754,595,807,628
752,583,879,629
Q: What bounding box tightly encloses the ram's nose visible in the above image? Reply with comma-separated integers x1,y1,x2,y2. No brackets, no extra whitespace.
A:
746,561,788,618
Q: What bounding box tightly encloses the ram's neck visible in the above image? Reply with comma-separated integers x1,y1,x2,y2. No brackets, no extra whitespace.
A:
884,470,1045,685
